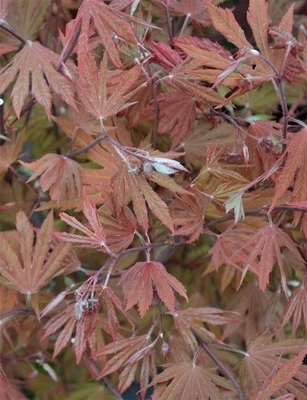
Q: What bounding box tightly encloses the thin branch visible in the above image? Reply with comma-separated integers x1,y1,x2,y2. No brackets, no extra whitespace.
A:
82,354,124,400
203,204,307,229
194,332,245,400
0,20,26,45
64,133,106,158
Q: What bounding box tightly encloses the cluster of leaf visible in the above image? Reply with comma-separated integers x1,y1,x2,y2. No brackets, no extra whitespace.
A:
1,0,307,399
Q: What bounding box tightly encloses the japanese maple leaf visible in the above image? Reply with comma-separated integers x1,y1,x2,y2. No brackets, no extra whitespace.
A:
0,41,75,117
0,131,24,179
53,190,113,255
240,223,304,293
0,211,72,294
282,275,307,335
149,361,232,400
169,0,212,28
95,335,155,395
76,52,142,121
20,154,82,205
100,286,134,341
270,128,307,223
70,0,138,69
99,206,137,253
119,261,188,317
171,192,210,243
173,307,241,351
145,91,196,149
42,303,77,358
251,349,307,400
237,336,307,398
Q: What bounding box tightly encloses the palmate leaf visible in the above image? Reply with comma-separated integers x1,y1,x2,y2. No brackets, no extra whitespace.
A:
119,261,188,317
169,0,212,27
21,154,82,205
72,0,138,69
112,152,188,233
53,189,113,255
145,91,196,149
282,275,307,335
251,349,307,400
238,336,307,399
95,335,155,395
228,223,304,293
150,361,232,400
172,307,241,351
270,128,307,221
171,192,210,243
0,211,72,294
76,52,142,121
0,41,75,118
0,131,24,179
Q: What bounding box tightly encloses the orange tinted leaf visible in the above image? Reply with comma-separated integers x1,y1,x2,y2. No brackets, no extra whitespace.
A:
206,2,250,49
100,286,133,340
246,0,271,58
0,211,72,294
150,362,231,400
54,189,113,254
95,335,151,377
76,52,142,120
0,131,24,178
119,261,188,317
270,129,307,218
238,336,307,398
75,0,137,69
251,349,307,400
21,154,82,204
136,175,174,233
0,41,75,117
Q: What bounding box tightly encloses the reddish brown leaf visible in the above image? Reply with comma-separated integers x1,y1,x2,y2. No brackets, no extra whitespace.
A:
42,304,76,358
251,349,307,400
95,335,151,377
269,129,307,220
282,275,307,335
0,41,75,117
238,336,307,398
0,211,72,294
206,2,250,49
76,52,142,120
21,154,82,204
149,361,232,400
100,286,133,340
74,0,138,69
173,307,241,351
119,261,188,317
54,189,113,255
0,131,24,179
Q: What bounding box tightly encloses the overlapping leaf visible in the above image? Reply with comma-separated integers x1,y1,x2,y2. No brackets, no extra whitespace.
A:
95,335,155,395
0,41,75,117
172,307,241,351
53,190,113,255
76,52,142,121
150,361,232,400
21,154,82,204
119,261,188,317
72,0,138,69
0,211,72,294
238,336,307,398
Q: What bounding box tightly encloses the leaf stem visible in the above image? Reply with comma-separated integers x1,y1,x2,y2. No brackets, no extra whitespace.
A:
0,20,26,45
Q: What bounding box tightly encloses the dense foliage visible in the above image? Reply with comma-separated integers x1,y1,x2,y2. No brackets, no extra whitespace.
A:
1,0,307,399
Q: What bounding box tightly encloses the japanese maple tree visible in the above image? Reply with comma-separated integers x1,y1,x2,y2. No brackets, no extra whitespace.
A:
1,0,307,399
